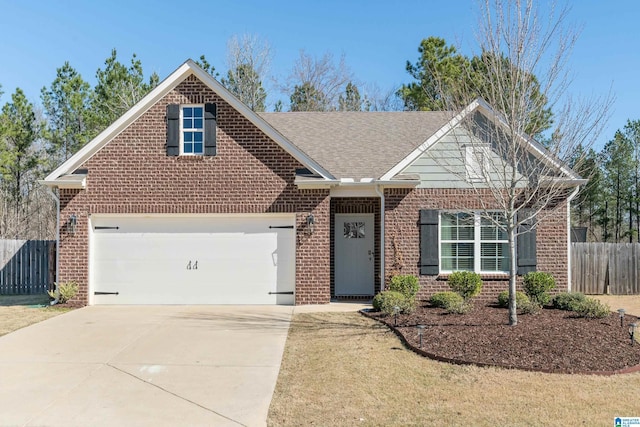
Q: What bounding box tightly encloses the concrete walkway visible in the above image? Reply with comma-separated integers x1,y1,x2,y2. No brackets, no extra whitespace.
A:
0,305,293,427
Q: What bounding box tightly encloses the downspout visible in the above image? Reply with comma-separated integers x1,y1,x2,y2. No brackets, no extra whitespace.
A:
374,184,385,292
45,186,60,305
566,187,580,292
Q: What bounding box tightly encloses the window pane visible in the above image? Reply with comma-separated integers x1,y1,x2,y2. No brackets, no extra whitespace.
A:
441,226,455,240
193,107,203,117
184,142,193,153
194,118,203,129
193,132,203,142
457,257,474,271
458,226,474,240
457,243,473,257
481,258,498,271
184,132,193,142
183,107,193,117
193,142,203,154
183,118,192,129
441,243,454,256
441,213,457,227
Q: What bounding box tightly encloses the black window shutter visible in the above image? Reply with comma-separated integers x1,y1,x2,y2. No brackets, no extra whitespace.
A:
204,103,217,156
419,209,439,275
517,215,537,275
166,104,180,156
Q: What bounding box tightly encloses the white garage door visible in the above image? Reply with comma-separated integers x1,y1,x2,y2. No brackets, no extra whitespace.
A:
90,215,295,305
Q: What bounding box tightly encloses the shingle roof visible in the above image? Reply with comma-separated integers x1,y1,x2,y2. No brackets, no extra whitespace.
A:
259,111,452,180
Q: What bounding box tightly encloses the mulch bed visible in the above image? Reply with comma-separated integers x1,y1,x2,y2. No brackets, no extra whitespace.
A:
364,303,640,374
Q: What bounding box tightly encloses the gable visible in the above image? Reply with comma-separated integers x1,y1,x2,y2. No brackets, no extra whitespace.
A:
402,125,524,189
44,60,333,188
385,98,584,188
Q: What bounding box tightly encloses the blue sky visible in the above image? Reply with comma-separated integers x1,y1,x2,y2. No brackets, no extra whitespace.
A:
1,0,638,151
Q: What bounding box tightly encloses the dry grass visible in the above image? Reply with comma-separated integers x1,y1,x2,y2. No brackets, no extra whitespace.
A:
268,311,640,426
0,294,72,337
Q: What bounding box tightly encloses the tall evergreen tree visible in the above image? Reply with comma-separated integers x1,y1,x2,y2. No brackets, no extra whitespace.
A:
338,82,363,111
289,82,328,112
601,130,634,242
91,49,159,130
0,88,42,237
41,62,94,164
221,64,267,111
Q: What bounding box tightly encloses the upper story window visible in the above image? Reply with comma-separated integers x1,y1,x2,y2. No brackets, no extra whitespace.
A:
166,103,217,157
181,105,204,155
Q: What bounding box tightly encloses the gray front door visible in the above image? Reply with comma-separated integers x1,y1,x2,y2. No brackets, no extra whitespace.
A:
335,214,374,296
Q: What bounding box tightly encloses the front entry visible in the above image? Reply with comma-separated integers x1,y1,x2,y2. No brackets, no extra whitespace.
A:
335,214,375,296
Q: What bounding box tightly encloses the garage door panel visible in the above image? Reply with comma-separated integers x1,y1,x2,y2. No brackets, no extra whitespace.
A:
91,216,295,305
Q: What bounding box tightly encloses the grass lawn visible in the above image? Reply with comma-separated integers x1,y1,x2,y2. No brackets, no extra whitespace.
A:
268,311,640,426
0,294,73,337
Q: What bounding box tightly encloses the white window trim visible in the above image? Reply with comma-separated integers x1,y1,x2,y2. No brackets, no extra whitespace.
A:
439,211,509,274
180,104,205,156
464,144,491,183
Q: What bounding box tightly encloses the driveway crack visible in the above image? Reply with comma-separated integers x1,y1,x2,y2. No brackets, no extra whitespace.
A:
106,362,247,427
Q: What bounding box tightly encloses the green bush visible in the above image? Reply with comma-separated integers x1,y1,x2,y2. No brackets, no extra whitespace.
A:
388,275,420,300
372,291,415,315
429,291,469,314
522,272,556,306
447,271,482,301
497,290,530,308
519,300,542,315
47,281,78,304
429,291,464,308
552,292,587,311
572,297,611,319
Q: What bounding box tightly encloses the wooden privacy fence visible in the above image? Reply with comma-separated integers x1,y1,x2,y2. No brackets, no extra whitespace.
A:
571,243,640,295
0,240,55,295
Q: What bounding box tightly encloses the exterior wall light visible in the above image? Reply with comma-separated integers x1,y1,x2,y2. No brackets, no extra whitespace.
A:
618,308,626,327
630,323,637,346
68,214,77,235
306,213,315,234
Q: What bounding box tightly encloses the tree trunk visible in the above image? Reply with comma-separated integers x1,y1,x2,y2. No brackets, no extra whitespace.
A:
508,223,518,326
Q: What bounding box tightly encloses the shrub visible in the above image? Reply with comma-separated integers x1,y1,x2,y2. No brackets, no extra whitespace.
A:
497,290,530,308
388,275,420,300
373,291,415,315
429,291,469,314
552,292,587,311
522,272,556,306
519,300,542,315
572,297,611,319
447,271,482,301
47,281,78,304
429,291,464,308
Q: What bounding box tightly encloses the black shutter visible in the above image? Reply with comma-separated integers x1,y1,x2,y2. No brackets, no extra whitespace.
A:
166,104,180,156
204,103,217,156
517,215,537,275
419,209,439,275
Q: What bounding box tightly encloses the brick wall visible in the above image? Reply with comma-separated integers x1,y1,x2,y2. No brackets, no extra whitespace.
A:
384,188,569,302
58,75,330,305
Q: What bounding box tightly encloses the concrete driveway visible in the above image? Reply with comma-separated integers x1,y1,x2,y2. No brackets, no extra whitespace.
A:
0,305,293,426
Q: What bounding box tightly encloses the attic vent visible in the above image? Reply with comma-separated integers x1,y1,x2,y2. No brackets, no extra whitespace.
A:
295,168,317,177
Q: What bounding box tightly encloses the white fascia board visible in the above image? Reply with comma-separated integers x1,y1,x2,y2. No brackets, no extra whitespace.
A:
294,178,340,189
473,98,581,180
45,60,335,183
45,62,194,182
380,100,480,181
39,175,86,189
187,63,334,180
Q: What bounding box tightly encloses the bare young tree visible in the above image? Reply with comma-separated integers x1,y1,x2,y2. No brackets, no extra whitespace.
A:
282,50,353,111
433,0,612,325
221,34,272,112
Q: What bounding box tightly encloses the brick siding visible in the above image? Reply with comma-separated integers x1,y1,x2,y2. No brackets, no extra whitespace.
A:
384,188,569,302
58,75,330,305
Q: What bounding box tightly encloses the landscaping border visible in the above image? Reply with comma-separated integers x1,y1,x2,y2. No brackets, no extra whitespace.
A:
360,308,640,376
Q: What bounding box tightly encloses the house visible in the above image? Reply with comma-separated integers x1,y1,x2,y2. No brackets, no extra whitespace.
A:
42,60,582,306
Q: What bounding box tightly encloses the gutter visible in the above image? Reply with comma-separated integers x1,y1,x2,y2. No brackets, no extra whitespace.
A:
566,187,580,292
374,185,385,293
